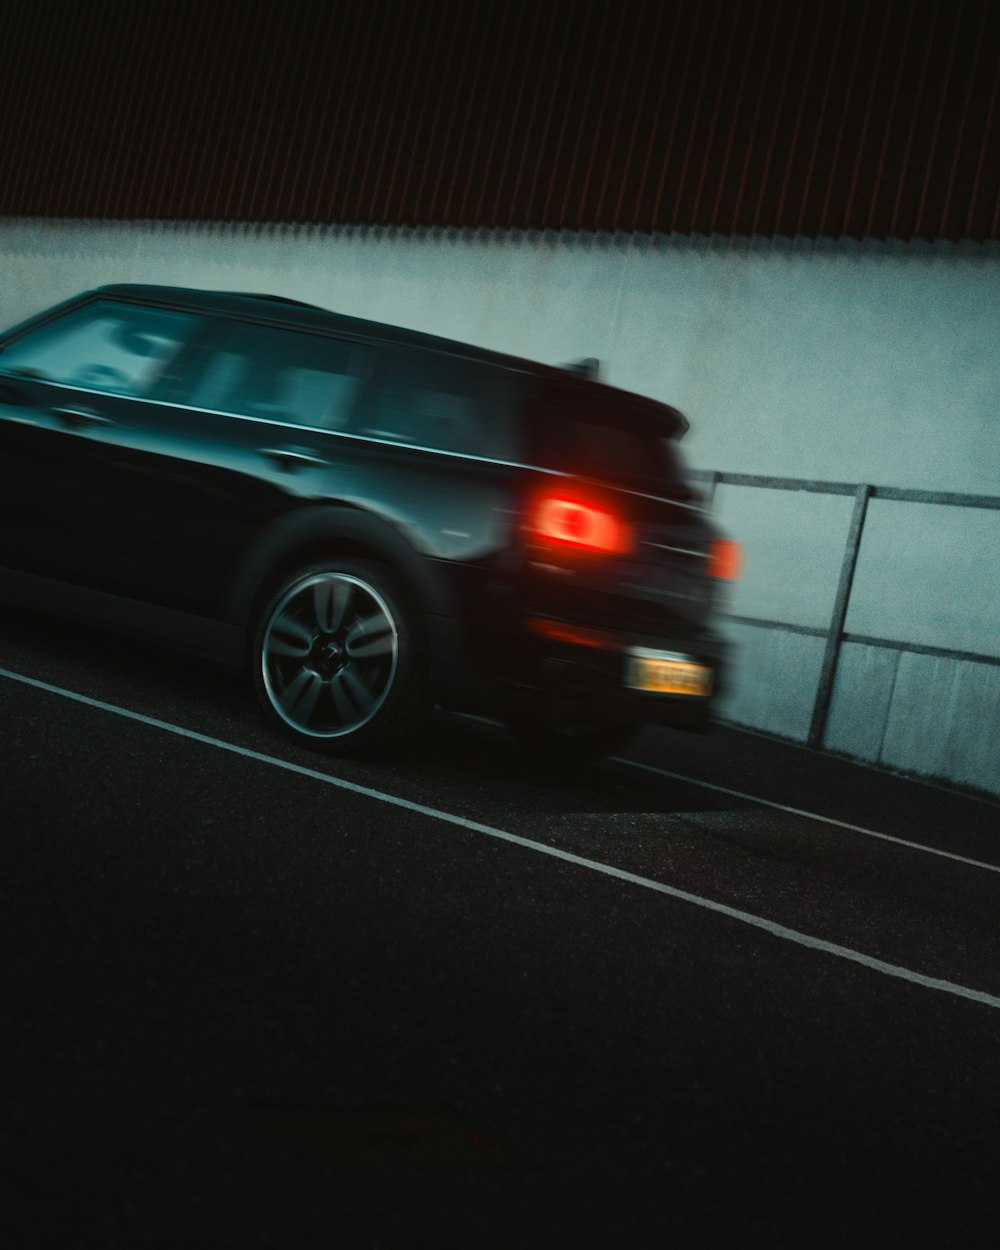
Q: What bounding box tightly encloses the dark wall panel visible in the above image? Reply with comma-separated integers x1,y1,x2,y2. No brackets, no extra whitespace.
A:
1,0,997,239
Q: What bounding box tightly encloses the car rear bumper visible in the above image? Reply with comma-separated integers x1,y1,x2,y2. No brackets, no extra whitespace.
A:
432,608,726,732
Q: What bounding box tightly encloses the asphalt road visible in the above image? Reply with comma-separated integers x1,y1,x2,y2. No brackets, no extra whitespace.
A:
3,603,1000,1249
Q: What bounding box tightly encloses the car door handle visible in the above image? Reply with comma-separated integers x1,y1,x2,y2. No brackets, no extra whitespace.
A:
259,446,328,469
50,405,113,427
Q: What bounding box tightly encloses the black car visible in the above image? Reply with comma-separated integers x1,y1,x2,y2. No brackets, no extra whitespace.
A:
0,285,737,759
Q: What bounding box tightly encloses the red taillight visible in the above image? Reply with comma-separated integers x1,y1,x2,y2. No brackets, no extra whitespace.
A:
531,495,632,554
708,537,742,580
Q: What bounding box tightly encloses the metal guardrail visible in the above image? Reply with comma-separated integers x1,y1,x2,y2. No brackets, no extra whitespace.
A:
691,470,1000,747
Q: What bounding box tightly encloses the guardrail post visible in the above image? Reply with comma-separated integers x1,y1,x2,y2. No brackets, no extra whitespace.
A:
808,482,872,748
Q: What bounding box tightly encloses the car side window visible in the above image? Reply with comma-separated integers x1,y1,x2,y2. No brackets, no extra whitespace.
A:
0,300,198,397
357,350,516,460
177,321,375,429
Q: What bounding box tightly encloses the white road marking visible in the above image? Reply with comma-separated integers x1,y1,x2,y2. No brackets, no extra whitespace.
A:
3,664,1000,1013
615,757,1000,875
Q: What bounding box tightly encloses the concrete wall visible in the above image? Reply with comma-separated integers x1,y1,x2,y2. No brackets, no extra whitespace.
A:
710,489,1000,798
2,220,998,796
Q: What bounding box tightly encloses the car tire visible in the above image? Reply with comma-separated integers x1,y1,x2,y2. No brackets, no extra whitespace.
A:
505,708,638,764
250,557,430,756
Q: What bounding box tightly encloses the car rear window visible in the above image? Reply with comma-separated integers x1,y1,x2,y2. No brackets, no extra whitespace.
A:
527,380,690,496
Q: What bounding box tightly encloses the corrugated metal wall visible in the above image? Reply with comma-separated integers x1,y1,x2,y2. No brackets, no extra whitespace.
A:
1,0,998,239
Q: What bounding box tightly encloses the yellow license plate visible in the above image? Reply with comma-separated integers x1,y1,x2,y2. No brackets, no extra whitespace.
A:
625,649,713,696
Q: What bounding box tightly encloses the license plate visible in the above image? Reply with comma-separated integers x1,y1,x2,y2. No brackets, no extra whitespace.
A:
625,648,713,696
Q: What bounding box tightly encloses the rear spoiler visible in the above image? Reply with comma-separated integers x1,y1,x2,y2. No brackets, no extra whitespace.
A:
659,404,690,439
553,358,690,439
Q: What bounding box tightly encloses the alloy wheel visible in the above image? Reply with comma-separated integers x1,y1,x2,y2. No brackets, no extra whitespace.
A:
260,572,399,739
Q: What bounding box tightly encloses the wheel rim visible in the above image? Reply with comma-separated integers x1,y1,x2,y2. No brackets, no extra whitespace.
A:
261,572,399,739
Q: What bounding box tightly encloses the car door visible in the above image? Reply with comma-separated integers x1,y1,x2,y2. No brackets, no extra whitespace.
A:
88,314,381,616
0,296,203,588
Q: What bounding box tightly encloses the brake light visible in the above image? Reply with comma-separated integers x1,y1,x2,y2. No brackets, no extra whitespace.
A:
707,537,742,580
531,495,632,554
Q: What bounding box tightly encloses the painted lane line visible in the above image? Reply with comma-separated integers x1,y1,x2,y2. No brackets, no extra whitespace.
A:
461,712,1000,876
615,757,1000,876
3,664,1000,1014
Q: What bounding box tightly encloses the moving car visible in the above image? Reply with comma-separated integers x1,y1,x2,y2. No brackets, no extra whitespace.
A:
0,285,738,759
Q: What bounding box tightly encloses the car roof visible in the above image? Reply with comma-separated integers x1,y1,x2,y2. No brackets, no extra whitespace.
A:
90,284,689,435
95,283,542,364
